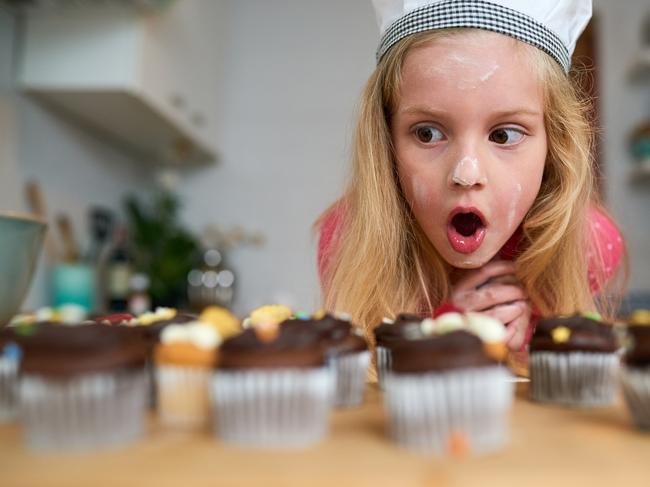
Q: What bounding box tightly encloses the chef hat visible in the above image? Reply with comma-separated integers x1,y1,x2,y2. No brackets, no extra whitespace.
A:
372,0,592,73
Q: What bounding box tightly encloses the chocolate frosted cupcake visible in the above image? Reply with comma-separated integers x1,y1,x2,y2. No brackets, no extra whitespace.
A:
282,312,370,407
384,330,513,454
620,312,650,429
529,313,619,407
211,326,333,447
17,324,149,451
373,313,422,387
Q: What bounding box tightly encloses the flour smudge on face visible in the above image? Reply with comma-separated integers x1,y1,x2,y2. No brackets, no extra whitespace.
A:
411,176,432,208
428,51,500,91
451,156,487,186
506,183,523,230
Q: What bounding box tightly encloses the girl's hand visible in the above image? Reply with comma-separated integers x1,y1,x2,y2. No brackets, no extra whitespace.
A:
450,260,532,351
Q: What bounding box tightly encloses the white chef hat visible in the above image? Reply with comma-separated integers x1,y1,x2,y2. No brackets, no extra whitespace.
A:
372,0,592,73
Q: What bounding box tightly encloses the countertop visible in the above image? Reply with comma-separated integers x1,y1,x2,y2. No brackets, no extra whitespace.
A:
1,383,649,487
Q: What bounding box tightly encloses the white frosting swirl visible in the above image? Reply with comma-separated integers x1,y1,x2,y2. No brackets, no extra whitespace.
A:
160,321,222,349
465,312,507,342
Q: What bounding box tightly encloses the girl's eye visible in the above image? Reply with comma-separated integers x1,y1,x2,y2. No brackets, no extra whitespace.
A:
489,128,525,145
414,126,444,144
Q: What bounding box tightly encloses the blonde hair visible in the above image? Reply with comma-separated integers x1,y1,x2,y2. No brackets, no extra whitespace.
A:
318,29,627,337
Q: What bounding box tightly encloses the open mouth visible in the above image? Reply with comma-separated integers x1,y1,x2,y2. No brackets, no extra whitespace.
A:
447,208,487,254
451,212,483,237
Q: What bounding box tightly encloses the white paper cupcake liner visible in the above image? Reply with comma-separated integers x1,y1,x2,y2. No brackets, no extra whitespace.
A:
375,346,392,389
19,368,148,451
210,367,333,448
529,352,619,407
620,365,650,429
0,357,19,422
156,365,212,427
330,351,370,408
384,366,513,455
145,357,157,409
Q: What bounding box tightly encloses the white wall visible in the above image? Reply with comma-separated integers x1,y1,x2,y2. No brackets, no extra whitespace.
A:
0,9,148,310
595,0,650,291
178,0,378,314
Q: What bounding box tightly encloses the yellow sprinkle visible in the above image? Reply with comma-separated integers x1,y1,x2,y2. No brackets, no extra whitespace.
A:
199,306,241,339
551,326,571,344
138,307,177,325
313,308,327,320
249,305,293,327
630,309,650,326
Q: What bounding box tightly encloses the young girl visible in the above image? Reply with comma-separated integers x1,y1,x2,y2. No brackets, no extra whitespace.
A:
317,0,626,352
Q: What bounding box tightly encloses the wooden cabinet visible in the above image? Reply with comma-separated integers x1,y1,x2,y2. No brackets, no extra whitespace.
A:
18,1,221,165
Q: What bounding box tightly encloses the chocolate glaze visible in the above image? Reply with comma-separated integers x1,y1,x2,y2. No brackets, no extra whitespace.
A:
92,313,197,345
281,314,368,355
16,323,149,377
373,313,424,348
390,330,495,373
529,314,617,353
136,313,197,342
218,327,325,369
625,325,650,367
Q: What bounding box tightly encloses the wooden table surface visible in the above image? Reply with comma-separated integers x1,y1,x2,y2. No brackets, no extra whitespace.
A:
1,382,649,487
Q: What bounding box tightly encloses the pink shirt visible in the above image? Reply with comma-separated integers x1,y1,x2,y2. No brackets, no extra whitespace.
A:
317,201,624,319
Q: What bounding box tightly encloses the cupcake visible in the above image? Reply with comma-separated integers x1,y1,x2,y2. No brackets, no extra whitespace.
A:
154,322,222,428
529,313,619,407
383,329,513,455
374,310,508,387
17,324,149,451
373,313,422,387
154,306,240,427
282,312,370,407
211,325,333,447
620,311,650,429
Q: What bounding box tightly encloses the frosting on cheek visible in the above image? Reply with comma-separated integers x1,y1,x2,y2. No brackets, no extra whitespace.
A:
411,177,432,208
506,183,523,230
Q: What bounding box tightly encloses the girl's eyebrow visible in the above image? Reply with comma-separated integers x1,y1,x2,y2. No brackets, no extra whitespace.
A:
489,108,543,119
399,106,542,119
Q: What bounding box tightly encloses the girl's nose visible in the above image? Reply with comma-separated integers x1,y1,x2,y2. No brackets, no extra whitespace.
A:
447,156,488,189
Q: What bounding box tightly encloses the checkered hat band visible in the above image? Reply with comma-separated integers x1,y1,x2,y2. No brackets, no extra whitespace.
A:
377,0,570,73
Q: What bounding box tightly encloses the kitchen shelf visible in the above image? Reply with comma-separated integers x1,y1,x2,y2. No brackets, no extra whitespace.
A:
18,4,218,166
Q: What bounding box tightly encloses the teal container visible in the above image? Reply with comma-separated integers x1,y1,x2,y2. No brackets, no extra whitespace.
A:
52,263,96,312
0,212,46,325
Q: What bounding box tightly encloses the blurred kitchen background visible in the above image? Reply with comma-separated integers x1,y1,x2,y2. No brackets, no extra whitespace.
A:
0,0,648,317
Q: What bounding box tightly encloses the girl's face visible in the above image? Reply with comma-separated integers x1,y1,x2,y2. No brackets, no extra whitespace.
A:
391,31,547,269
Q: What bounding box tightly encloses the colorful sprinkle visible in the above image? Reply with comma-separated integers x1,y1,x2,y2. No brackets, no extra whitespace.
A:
581,311,602,322
312,309,327,320
630,309,650,326
447,431,470,457
13,322,38,336
2,343,22,362
551,326,571,344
